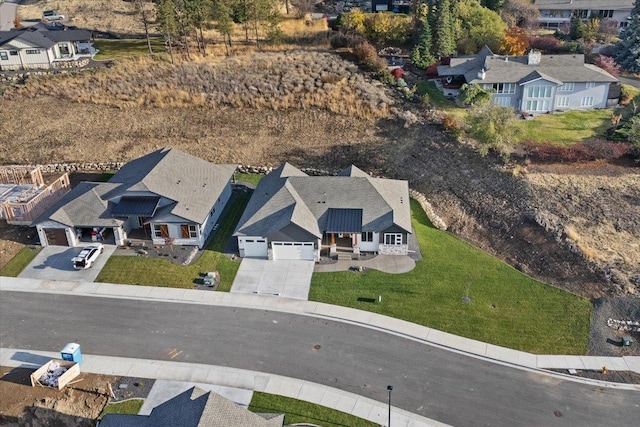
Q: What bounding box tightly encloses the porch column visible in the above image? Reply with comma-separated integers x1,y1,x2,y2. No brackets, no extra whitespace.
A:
330,233,336,255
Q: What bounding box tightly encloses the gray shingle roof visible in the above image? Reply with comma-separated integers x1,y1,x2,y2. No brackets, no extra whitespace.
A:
36,182,124,227
99,387,283,427
534,0,633,10
36,148,234,228
234,163,412,238
0,27,90,50
105,147,236,223
439,48,617,85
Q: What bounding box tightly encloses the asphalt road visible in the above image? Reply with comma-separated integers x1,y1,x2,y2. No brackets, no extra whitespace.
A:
1,291,638,426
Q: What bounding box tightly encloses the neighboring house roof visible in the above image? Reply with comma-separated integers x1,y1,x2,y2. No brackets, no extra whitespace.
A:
234,163,412,239
0,26,91,50
99,387,284,427
533,0,633,10
34,148,235,227
438,47,617,85
104,147,236,224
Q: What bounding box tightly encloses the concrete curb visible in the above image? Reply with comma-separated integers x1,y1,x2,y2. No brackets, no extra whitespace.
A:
2,277,639,386
0,348,451,427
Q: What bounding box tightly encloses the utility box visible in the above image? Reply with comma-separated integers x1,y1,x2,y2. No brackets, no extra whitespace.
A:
622,336,634,347
60,342,82,364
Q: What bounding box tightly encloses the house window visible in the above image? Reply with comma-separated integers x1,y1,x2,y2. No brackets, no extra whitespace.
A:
493,97,511,107
575,10,588,19
620,22,628,28
361,232,374,242
0,52,7,60
25,49,40,55
10,51,17,56
384,233,403,246
188,225,197,238
58,43,70,56
492,83,516,94
526,86,552,98
581,96,594,107
558,82,574,92
585,82,596,89
599,10,613,18
180,224,198,238
153,224,169,238
556,96,570,108
525,100,550,112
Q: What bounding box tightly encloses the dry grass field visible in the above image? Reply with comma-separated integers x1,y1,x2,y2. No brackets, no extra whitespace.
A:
17,0,152,34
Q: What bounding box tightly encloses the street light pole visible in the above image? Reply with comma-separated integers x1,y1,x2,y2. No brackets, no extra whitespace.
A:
387,385,393,427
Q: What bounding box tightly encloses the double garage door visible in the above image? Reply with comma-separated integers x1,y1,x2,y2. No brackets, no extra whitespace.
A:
272,241,314,261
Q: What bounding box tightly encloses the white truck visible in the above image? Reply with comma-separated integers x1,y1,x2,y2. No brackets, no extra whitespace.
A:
71,244,104,269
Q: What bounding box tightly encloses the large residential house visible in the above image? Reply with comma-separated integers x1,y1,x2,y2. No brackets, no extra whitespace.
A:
534,0,634,31
234,163,412,261
437,46,618,114
0,22,97,70
34,148,236,248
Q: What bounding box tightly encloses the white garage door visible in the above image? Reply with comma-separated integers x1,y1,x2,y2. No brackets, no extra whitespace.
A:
240,238,268,258
272,242,314,261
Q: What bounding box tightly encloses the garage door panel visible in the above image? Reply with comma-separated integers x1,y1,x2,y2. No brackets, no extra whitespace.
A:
241,238,268,258
272,241,314,260
44,228,69,246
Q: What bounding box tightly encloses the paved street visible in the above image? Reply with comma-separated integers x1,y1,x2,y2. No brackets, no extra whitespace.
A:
1,291,638,427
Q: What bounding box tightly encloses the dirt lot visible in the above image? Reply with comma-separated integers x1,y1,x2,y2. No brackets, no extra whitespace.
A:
0,221,36,269
0,365,153,426
0,366,110,426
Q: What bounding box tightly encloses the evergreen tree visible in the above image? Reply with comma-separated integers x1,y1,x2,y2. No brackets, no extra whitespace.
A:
412,14,436,68
434,0,456,58
212,0,234,54
615,0,640,73
569,14,585,40
156,0,178,63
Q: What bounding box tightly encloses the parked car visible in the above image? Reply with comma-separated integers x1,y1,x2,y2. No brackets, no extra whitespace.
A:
72,244,104,269
42,10,65,21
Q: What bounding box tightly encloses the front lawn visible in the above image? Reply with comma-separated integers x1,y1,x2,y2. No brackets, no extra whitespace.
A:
99,399,144,419
310,200,592,355
93,38,167,60
0,247,38,277
520,109,612,145
95,192,250,290
249,392,378,427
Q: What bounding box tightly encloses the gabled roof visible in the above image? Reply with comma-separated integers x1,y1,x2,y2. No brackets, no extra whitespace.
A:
105,147,236,223
37,182,123,227
533,0,633,10
439,47,617,85
234,163,412,238
99,387,284,427
0,27,91,50
35,148,235,227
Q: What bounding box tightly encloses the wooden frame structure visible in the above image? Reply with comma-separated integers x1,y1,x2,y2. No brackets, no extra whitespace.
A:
0,167,71,225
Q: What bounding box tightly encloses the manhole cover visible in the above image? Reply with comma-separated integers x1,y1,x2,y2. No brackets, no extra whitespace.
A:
554,410,563,417
313,344,321,350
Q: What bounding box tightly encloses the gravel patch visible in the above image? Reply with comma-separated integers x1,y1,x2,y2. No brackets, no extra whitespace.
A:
588,297,640,356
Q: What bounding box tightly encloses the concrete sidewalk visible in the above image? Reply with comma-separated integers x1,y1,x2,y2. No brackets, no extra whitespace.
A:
314,254,416,274
1,276,639,376
0,348,450,427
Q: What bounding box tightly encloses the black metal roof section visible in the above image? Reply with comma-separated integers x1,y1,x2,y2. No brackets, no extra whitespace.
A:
325,208,362,233
111,196,160,217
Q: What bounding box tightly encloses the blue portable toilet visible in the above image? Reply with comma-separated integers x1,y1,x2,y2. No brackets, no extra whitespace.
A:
60,342,82,364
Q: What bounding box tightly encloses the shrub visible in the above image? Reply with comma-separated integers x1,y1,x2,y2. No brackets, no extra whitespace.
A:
593,55,620,77
441,114,462,139
352,40,386,72
523,139,633,162
528,36,561,53
459,83,492,106
620,84,640,105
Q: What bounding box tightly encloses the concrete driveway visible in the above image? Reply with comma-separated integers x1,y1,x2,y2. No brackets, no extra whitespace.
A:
231,258,314,300
18,244,116,282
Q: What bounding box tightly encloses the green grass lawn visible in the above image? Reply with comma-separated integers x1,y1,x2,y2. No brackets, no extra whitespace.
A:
99,399,144,419
310,200,592,355
520,109,612,145
95,192,250,290
93,38,167,60
249,392,378,427
0,247,38,277
234,173,264,186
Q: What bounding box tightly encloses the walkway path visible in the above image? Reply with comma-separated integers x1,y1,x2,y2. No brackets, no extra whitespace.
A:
2,277,638,375
315,254,416,274
0,348,450,427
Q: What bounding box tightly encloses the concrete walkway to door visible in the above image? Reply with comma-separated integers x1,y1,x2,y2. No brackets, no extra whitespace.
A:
314,254,415,274
231,258,314,300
